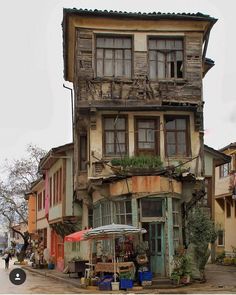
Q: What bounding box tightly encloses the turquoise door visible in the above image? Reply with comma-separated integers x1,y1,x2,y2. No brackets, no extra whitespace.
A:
149,222,165,276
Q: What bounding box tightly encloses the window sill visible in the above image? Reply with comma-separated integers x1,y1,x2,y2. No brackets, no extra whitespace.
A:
165,156,192,161
93,77,133,83
156,78,187,84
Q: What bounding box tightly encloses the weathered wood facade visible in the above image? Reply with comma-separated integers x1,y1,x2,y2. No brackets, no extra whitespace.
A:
63,8,217,276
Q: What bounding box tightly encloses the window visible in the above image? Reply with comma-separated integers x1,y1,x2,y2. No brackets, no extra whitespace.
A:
141,198,163,218
53,173,56,205
149,38,183,80
219,163,230,178
93,205,102,228
52,168,63,206
226,201,231,218
93,202,111,228
88,208,93,229
135,118,159,156
217,230,224,246
93,199,131,227
96,36,132,78
101,202,112,225
103,116,127,156
72,242,77,252
38,192,42,211
114,200,132,225
165,116,190,157
172,199,180,251
58,168,62,202
49,177,52,207
42,190,45,209
80,135,87,171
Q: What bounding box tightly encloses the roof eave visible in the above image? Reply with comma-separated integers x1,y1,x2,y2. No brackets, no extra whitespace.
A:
204,144,231,166
38,142,73,171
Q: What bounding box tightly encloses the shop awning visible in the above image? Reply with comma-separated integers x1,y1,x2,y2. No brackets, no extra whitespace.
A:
64,229,90,242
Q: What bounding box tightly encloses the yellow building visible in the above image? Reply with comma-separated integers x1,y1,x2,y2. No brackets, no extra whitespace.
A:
215,142,236,256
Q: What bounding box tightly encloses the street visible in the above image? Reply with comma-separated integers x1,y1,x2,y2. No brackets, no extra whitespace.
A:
1,257,236,294
0,258,80,294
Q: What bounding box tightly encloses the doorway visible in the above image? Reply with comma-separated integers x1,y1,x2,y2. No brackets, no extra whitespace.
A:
143,222,165,276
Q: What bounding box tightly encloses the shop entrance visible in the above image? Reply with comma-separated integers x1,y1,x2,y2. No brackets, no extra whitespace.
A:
149,222,165,276
143,222,165,276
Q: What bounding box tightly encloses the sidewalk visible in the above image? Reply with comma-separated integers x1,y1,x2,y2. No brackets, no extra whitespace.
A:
21,263,236,294
21,265,87,290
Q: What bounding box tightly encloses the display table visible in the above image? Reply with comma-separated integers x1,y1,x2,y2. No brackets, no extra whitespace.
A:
95,261,135,277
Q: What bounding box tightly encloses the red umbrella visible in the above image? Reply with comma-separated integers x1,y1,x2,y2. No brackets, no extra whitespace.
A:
64,229,90,242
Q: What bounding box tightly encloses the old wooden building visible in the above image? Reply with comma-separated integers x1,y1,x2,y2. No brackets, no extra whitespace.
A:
62,8,217,276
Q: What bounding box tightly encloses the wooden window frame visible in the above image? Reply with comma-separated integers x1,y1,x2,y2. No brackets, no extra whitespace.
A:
95,34,133,79
52,168,63,206
134,116,160,156
164,115,191,158
219,163,231,178
148,36,184,80
102,115,128,157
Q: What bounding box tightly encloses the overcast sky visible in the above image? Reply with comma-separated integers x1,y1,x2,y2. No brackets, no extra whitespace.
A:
0,0,235,165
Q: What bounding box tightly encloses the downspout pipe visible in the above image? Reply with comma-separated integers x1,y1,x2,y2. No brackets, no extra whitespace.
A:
63,84,75,215
63,84,74,144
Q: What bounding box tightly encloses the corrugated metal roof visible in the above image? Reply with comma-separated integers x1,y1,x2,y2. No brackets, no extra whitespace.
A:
63,8,217,22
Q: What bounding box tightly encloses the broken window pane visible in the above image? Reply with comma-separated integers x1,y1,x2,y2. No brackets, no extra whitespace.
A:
149,38,183,79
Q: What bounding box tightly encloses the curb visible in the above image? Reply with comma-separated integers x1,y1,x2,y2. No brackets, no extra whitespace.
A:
21,266,89,291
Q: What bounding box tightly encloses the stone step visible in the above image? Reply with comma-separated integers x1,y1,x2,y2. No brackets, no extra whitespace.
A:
141,278,177,289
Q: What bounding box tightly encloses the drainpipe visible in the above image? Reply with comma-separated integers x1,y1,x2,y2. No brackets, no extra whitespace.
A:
63,84,74,144
63,84,75,215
